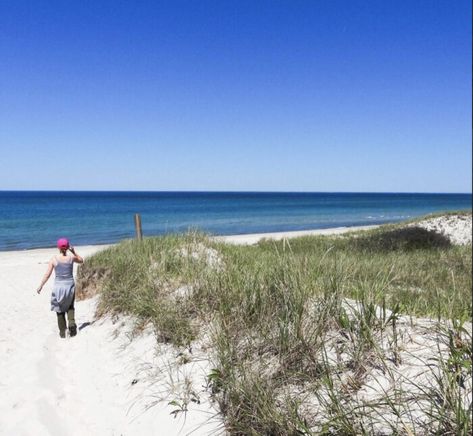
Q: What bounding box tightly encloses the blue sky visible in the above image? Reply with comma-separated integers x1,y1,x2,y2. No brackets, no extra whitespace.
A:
0,1,471,192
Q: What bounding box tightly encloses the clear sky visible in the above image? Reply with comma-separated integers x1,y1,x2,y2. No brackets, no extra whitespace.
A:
0,0,471,192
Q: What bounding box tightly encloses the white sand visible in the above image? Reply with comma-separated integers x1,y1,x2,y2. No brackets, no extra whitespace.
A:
411,213,472,245
0,246,221,436
216,224,378,244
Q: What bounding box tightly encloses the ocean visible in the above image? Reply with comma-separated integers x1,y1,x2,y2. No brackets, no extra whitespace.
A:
0,191,471,251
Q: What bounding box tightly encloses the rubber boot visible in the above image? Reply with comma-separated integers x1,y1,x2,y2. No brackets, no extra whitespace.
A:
67,308,77,337
57,313,67,338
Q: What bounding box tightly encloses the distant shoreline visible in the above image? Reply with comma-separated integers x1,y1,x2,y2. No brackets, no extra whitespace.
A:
1,190,470,251
214,225,379,245
0,224,381,255
3,211,473,253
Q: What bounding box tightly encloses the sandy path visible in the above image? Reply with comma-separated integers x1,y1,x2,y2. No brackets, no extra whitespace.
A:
0,246,220,436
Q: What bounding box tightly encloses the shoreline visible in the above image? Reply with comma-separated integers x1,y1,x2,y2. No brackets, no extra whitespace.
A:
215,224,379,244
3,208,471,255
1,204,470,253
0,224,380,256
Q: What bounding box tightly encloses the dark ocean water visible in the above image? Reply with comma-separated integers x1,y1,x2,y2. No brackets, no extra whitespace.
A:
0,191,471,251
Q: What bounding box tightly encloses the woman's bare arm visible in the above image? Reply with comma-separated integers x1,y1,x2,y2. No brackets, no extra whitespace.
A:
69,246,83,264
37,259,54,294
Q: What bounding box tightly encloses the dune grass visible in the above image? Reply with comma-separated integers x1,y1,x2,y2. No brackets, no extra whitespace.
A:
77,216,472,434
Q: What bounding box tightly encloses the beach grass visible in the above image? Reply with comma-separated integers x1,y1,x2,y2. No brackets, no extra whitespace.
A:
77,214,472,434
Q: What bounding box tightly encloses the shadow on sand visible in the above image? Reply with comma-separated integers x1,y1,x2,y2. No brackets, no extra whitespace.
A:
78,321,95,331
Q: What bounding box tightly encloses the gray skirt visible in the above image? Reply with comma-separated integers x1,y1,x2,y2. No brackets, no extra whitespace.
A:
51,279,75,313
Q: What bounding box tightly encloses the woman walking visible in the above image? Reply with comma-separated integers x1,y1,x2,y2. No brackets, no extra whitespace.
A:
37,238,83,338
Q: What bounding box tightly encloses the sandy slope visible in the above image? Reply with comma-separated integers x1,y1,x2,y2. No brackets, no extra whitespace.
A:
413,213,472,245
0,246,220,436
216,225,378,244
1,218,470,435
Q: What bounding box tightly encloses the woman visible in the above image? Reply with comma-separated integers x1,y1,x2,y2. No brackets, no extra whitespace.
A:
37,238,83,338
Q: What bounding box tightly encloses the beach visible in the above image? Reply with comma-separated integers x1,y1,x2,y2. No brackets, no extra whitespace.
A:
0,224,380,436
2,0,471,432
0,217,471,435
0,244,222,435
215,225,379,244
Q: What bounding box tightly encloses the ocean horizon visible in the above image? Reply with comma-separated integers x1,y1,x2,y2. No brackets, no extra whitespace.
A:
0,191,471,251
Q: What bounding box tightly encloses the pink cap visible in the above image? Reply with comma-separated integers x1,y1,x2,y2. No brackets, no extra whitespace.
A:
57,238,70,249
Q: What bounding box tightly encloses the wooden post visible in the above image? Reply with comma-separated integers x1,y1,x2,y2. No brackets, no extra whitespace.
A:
134,213,143,240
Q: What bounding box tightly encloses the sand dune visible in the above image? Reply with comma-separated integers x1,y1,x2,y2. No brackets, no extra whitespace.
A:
1,217,470,435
